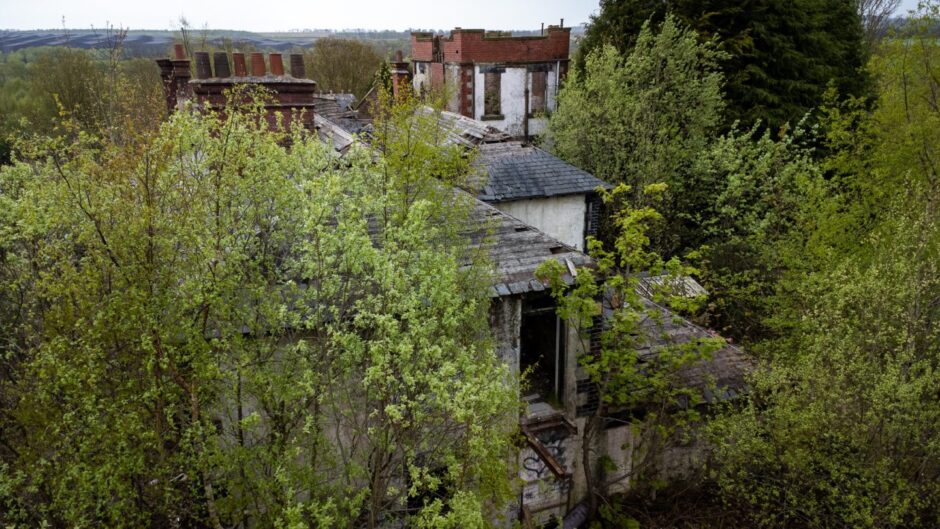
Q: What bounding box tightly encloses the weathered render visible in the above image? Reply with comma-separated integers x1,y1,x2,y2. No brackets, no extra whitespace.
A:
410,27,570,138
476,141,608,251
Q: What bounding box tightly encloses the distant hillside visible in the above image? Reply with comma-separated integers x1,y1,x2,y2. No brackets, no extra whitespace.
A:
0,27,584,57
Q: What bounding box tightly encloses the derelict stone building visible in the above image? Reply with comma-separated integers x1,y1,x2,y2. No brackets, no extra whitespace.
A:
410,26,570,138
156,39,748,528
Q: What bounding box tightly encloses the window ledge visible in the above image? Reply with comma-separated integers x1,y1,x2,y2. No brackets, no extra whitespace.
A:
481,114,505,121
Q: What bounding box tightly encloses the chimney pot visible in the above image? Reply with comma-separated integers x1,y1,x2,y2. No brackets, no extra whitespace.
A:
250,52,266,76
394,49,403,62
174,43,186,59
213,52,231,78
194,51,212,79
290,54,306,78
233,52,247,76
270,53,284,76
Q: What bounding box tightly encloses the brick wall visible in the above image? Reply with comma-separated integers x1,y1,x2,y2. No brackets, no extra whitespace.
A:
411,34,434,61
459,65,474,117
444,28,570,63
411,27,570,64
430,63,444,91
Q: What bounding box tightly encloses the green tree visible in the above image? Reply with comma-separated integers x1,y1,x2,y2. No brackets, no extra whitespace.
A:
0,38,164,157
304,37,383,99
708,5,940,527
693,123,826,341
579,0,870,130
549,16,727,256
0,87,515,528
537,183,722,521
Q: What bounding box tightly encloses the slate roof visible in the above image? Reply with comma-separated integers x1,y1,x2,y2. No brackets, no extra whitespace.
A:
431,109,511,147
313,114,357,153
309,105,595,298
632,298,752,395
598,293,752,397
313,93,370,135
476,142,610,203
313,93,356,121
636,274,709,300
465,196,592,297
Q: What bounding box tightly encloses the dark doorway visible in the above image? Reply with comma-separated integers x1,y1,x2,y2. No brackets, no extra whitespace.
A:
521,297,565,404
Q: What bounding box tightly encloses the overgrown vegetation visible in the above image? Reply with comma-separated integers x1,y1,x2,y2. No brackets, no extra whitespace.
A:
550,1,940,527
577,0,870,131
2,0,940,527
303,37,384,98
0,86,516,528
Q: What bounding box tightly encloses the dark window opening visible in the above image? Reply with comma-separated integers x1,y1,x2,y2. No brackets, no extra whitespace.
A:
584,193,602,250
530,70,547,114
521,297,565,405
576,315,604,417
484,71,501,116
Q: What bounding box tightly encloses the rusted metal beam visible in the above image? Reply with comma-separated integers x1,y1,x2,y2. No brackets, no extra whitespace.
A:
524,431,569,479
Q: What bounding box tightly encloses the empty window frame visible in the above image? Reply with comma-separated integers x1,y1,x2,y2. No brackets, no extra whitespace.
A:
484,71,501,116
530,70,547,114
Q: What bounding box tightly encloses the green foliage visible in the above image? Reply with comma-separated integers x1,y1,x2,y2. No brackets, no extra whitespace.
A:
549,16,727,256
708,5,940,527
0,87,515,527
303,37,384,98
579,0,870,130
694,123,827,341
537,183,723,517
0,44,165,159
709,210,940,528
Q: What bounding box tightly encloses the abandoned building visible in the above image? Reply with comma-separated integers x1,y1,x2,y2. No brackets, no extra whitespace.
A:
156,43,749,528
476,141,605,252
410,25,570,138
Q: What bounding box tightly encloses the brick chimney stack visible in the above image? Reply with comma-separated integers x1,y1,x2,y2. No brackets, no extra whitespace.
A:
269,53,285,76
390,49,412,99
156,49,318,132
156,44,193,112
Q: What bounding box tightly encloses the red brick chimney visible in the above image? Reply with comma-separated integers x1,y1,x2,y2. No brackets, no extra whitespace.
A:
270,53,284,76
156,44,193,112
156,49,319,132
390,49,412,99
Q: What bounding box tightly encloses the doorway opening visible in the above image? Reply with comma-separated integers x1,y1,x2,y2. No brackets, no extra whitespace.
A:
520,296,565,406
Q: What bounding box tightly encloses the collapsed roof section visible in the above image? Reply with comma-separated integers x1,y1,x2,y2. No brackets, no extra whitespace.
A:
465,197,591,297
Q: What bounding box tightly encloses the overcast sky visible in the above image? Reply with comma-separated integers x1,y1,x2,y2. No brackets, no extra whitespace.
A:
0,0,600,31
0,0,925,32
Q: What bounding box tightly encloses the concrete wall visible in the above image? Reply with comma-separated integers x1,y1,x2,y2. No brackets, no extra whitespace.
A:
472,62,560,137
445,63,462,114
496,194,586,251
489,296,522,375
519,429,575,524
413,61,430,94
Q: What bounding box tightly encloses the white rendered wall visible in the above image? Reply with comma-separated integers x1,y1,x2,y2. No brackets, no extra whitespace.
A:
473,63,560,137
496,195,586,251
412,61,430,94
